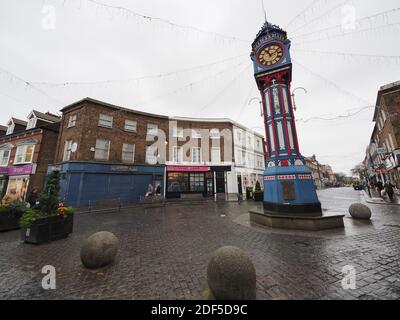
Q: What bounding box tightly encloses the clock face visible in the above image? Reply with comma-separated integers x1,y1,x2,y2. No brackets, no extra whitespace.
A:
258,44,284,66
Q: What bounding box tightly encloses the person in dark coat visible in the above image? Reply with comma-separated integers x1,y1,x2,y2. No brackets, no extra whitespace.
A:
384,181,395,201
27,188,38,208
376,180,384,195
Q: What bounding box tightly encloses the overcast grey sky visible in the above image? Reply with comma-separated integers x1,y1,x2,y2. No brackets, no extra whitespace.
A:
0,0,399,174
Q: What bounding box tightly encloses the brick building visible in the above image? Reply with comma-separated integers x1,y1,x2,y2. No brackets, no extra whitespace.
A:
305,155,336,189
364,81,400,187
0,111,60,201
51,98,265,206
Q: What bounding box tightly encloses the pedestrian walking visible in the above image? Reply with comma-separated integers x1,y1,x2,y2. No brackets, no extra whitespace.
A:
376,180,384,196
145,184,154,197
366,181,372,198
384,181,395,201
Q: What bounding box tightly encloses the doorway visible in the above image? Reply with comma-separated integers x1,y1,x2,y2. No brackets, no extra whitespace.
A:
215,172,226,194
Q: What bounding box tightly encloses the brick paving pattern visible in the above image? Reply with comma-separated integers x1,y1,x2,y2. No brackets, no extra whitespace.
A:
0,188,400,300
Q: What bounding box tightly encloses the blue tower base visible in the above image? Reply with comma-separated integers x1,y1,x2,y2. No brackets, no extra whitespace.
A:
263,161,322,217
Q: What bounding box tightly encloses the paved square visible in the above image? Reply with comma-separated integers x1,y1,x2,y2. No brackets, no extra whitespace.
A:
1,188,400,300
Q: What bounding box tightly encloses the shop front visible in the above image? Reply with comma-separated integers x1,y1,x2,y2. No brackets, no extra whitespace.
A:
48,162,165,207
0,164,36,202
166,165,231,199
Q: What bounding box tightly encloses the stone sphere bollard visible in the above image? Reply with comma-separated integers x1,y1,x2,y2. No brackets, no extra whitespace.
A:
349,203,372,220
80,231,119,269
207,246,256,300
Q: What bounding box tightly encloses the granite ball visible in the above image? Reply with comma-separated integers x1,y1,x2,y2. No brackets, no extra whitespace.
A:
349,203,372,220
207,246,256,300
80,231,119,269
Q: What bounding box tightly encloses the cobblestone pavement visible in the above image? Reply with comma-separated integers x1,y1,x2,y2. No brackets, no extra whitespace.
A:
1,188,400,300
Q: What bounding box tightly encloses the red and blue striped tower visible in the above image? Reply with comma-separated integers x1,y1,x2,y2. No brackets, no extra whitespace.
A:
250,21,322,216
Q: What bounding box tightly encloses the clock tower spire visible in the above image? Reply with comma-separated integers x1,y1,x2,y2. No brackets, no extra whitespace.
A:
250,20,322,217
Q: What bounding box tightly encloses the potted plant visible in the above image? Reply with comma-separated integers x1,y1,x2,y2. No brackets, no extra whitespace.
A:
0,201,27,232
253,181,264,202
20,171,75,244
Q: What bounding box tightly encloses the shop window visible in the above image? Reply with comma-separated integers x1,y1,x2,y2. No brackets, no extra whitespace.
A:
190,173,205,192
68,115,77,128
15,145,35,164
5,176,29,202
122,143,135,163
94,139,110,160
98,114,113,128
0,149,11,167
124,120,137,132
167,173,189,193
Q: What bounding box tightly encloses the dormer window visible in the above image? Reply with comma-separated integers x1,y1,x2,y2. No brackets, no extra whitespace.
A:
6,121,14,135
26,116,37,130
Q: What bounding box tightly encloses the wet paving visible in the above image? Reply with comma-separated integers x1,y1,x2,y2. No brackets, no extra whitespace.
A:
0,188,399,300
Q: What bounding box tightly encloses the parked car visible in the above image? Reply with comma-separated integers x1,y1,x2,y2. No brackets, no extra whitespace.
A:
353,184,364,191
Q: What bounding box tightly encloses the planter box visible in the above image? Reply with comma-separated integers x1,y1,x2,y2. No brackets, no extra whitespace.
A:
253,192,264,202
21,213,74,245
0,212,24,232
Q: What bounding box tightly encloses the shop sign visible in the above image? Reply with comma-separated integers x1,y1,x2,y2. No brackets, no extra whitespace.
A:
167,166,210,173
111,165,138,172
0,164,35,176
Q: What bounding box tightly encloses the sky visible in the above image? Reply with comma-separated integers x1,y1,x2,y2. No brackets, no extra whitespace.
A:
0,0,399,175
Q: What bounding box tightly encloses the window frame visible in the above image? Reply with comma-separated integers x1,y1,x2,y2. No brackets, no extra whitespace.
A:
98,114,113,128
0,149,11,167
211,147,221,163
172,146,183,163
94,139,110,161
14,144,35,165
147,124,158,136
124,120,137,133
67,115,77,128
192,147,202,163
26,116,37,130
210,129,220,139
122,143,135,163
146,145,159,164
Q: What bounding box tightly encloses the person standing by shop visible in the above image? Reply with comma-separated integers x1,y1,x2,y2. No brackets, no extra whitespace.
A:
27,188,38,208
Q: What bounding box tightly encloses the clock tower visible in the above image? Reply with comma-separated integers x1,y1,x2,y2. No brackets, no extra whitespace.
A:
250,21,322,217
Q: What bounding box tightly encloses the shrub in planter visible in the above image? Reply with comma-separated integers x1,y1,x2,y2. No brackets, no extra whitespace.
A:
20,171,75,244
0,201,27,232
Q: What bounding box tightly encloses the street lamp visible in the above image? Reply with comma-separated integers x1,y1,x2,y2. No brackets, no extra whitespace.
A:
291,87,307,112
248,97,263,117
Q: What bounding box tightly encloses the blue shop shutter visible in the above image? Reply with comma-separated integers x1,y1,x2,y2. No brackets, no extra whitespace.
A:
82,173,108,202
133,175,153,201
